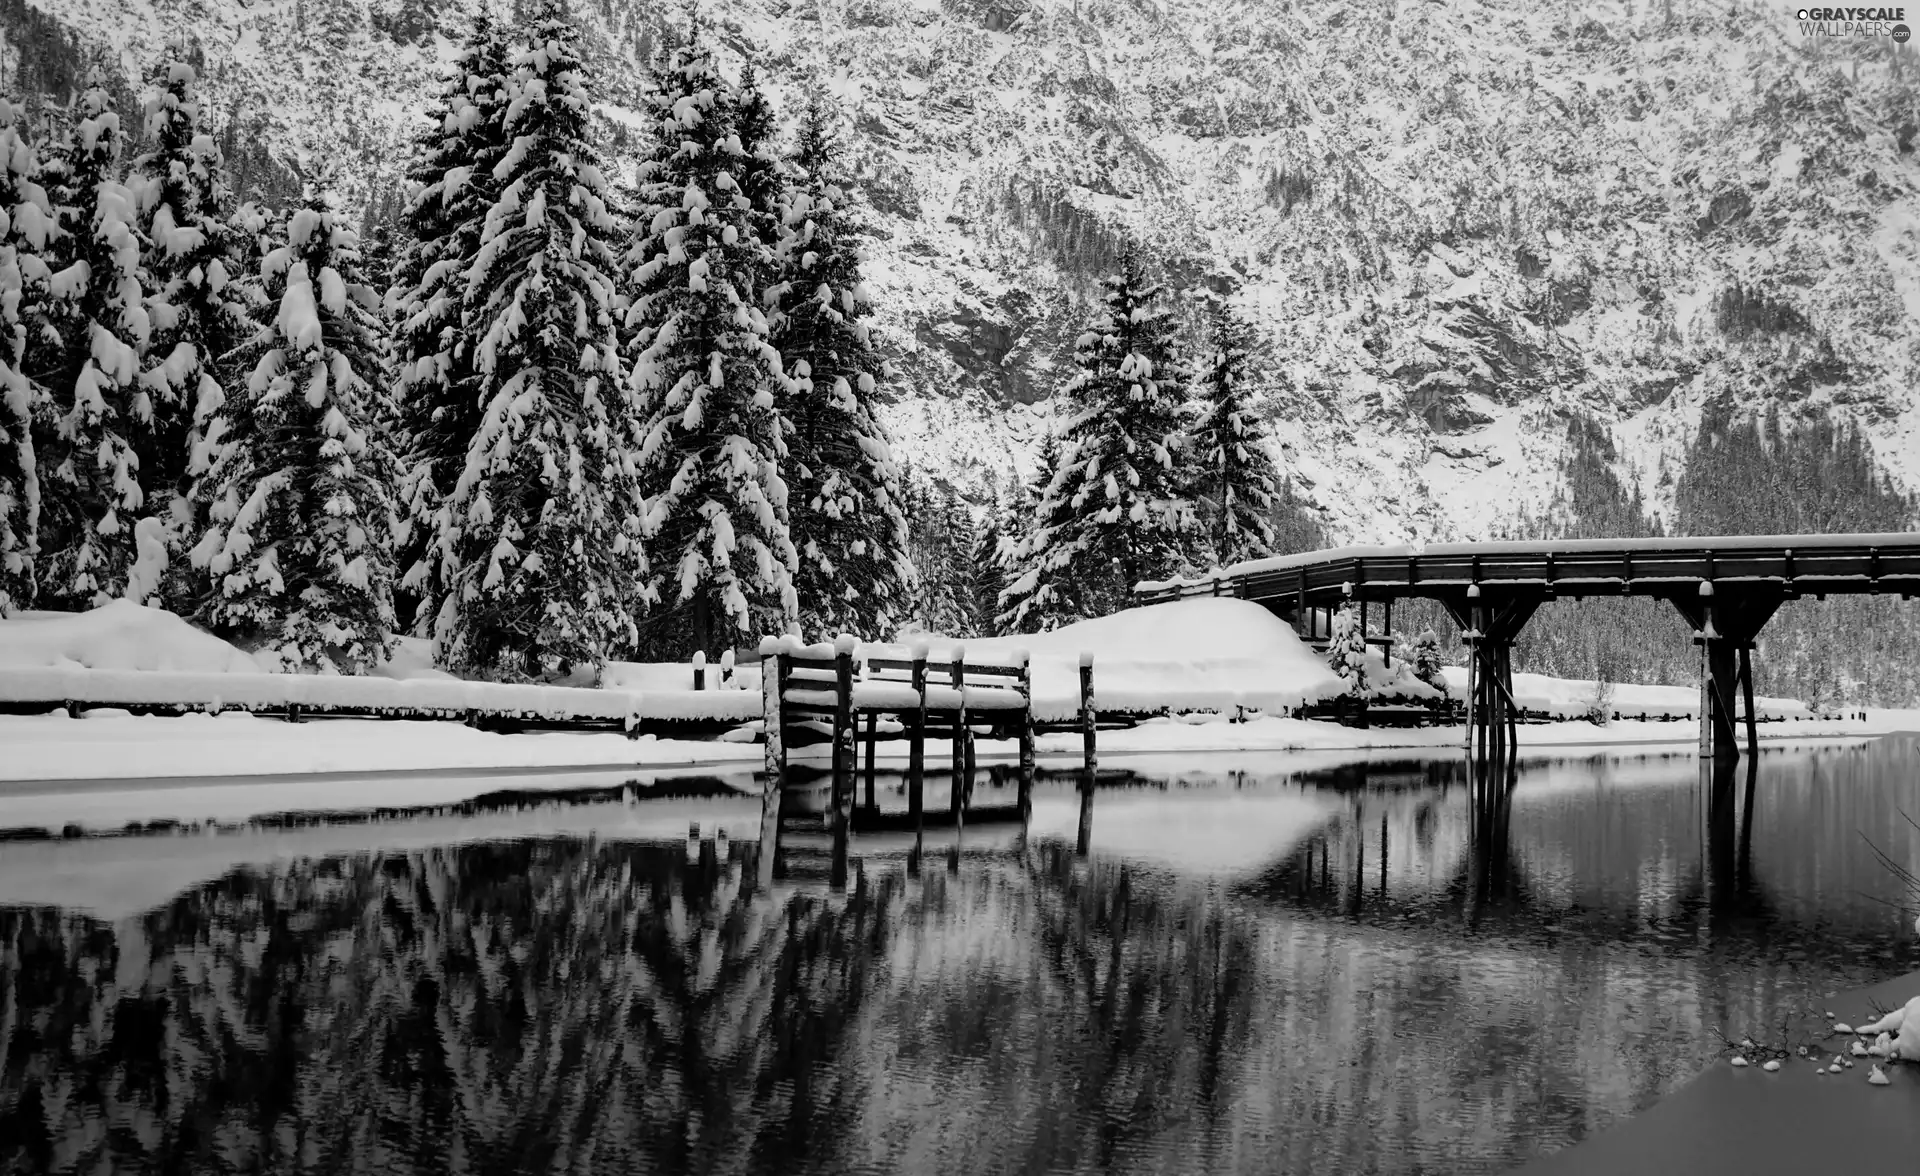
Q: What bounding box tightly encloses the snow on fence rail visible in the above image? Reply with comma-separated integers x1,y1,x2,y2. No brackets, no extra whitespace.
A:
0,666,763,728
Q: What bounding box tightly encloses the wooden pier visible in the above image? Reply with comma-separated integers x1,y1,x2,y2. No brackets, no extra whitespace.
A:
755,636,1101,886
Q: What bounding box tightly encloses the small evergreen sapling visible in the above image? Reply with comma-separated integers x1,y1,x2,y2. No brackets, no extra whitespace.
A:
1408,627,1446,694
189,195,399,672
1327,603,1370,696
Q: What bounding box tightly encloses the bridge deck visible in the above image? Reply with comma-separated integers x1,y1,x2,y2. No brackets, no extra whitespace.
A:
1135,532,1920,611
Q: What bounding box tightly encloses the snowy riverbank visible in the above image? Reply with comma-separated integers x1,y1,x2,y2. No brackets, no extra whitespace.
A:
0,704,1899,787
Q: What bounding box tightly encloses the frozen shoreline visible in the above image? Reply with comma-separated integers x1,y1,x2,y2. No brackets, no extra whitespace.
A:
0,706,1901,790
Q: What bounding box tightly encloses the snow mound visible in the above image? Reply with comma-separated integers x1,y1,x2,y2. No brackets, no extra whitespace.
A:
897,598,1347,722
0,602,262,674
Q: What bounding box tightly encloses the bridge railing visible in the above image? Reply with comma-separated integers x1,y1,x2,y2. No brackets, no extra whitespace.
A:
1136,536,1920,607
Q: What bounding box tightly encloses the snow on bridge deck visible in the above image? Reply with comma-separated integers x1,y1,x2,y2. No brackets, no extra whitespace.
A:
1136,532,1920,610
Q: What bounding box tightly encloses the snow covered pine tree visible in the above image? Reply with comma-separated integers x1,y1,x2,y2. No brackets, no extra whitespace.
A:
775,91,914,641
132,40,246,608
36,81,154,608
0,98,56,614
1327,603,1370,695
391,15,511,635
189,193,399,673
1192,298,1280,566
1408,628,1446,694
427,1,646,681
627,27,796,656
998,240,1196,630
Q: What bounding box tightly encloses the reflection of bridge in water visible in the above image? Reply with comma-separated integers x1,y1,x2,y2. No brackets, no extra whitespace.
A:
1221,757,1781,947
771,750,1790,956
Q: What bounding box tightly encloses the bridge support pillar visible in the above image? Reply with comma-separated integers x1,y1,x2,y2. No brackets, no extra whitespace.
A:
1445,593,1539,769
1670,587,1781,762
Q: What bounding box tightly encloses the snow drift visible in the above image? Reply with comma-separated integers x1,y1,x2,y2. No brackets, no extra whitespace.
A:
896,597,1349,722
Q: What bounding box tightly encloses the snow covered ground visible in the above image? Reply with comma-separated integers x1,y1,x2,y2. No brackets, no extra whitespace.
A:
0,598,1903,838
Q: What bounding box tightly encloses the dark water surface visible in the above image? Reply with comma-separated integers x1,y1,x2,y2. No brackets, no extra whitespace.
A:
3,741,1919,1175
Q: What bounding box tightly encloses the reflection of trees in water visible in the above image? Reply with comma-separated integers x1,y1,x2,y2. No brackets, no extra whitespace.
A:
1017,843,1260,1166
0,836,1270,1176
6,749,1911,1176
0,840,905,1175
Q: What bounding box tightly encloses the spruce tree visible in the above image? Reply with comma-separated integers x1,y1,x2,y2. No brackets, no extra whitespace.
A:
1192,299,1279,567
131,41,246,604
188,193,399,672
391,15,512,634
733,64,785,256
998,244,1196,629
0,98,57,614
426,0,645,680
627,28,794,655
970,480,1015,637
1327,603,1369,695
997,427,1087,632
37,82,152,608
775,92,914,641
1408,628,1445,693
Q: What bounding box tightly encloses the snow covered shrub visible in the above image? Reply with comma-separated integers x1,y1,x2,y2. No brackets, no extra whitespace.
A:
1583,674,1615,726
1327,603,1369,695
1407,628,1446,694
189,194,399,672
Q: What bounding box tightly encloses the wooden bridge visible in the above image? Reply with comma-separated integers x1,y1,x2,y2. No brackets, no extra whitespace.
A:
1135,533,1920,764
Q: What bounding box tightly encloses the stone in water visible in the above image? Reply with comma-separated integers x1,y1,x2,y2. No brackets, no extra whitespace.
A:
1730,1055,1749,1067
1763,1060,1782,1072
1868,1064,1891,1086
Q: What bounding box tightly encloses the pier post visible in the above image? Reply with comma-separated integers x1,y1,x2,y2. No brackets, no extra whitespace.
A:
758,637,784,888
1077,653,1097,854
831,636,856,889
863,712,878,811
1016,650,1035,820
908,644,927,829
1739,645,1759,759
1079,653,1097,778
692,650,706,692
950,647,968,819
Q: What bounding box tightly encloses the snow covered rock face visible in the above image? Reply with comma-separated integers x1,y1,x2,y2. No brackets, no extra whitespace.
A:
35,1,1920,538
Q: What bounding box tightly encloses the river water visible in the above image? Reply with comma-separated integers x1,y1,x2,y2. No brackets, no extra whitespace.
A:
2,740,1918,1175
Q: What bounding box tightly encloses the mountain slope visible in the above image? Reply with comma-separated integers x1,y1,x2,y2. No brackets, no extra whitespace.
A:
11,0,1920,541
